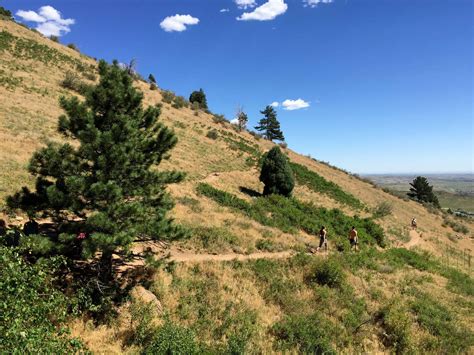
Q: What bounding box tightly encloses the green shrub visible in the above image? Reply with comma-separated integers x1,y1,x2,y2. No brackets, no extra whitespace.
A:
150,82,157,90
60,71,90,95
260,147,295,197
411,295,473,353
379,302,413,354
67,43,78,51
142,322,198,354
0,247,85,353
172,95,189,109
308,257,346,289
49,35,60,43
442,217,469,234
196,183,386,247
161,90,175,104
372,201,393,218
272,313,336,354
206,129,219,140
189,226,241,252
212,114,228,124
128,299,156,346
255,239,282,252
290,162,363,209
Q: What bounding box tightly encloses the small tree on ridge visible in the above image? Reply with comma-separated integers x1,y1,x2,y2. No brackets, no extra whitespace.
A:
255,105,284,141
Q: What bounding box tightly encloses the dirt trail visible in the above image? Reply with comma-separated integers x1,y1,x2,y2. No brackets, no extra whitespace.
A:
170,250,294,263
404,229,422,248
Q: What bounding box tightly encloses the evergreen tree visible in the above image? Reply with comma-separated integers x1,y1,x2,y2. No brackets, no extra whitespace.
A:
407,176,440,207
189,89,208,110
7,60,185,278
148,74,156,84
254,105,284,141
259,147,294,197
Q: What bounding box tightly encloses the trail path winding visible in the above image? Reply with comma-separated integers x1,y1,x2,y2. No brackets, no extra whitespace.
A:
404,229,422,248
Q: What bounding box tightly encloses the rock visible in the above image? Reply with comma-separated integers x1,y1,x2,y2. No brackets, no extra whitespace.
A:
130,286,162,313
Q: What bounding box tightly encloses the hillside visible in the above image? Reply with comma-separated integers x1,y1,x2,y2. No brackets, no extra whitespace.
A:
1,17,473,354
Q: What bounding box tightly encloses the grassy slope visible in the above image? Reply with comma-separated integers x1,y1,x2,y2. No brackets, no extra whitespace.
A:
1,19,473,353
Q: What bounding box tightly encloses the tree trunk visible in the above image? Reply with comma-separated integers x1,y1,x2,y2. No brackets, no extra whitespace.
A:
99,250,113,282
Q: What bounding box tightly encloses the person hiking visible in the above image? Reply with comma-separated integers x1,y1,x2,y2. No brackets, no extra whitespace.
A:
348,226,358,251
411,217,417,230
316,226,328,252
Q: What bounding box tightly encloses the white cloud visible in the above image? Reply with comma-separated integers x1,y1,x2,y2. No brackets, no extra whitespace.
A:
237,0,288,21
16,10,45,23
220,8,230,13
235,0,257,9
160,14,199,32
16,6,75,36
230,118,239,125
270,101,279,107
304,0,334,8
282,99,310,110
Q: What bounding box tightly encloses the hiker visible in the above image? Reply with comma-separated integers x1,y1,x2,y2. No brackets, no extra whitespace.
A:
411,217,417,230
348,226,358,251
316,226,328,252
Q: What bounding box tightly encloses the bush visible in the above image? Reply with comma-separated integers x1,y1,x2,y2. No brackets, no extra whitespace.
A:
272,313,335,354
442,217,469,234
142,322,198,354
172,95,188,109
191,101,200,111
411,294,473,353
150,83,157,91
379,302,413,354
212,114,228,125
196,183,386,247
128,299,156,346
67,43,78,51
290,162,363,209
161,90,175,104
308,257,346,289
260,147,295,197
49,35,60,43
206,129,218,140
0,247,85,353
60,71,90,95
372,201,393,218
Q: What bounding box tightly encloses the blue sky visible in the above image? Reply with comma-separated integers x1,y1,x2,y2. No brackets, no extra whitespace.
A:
6,0,473,174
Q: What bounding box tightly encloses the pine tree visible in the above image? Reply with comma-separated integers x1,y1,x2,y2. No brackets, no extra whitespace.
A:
254,105,284,141
7,60,185,278
259,147,294,197
189,89,208,110
407,176,440,207
148,74,156,84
